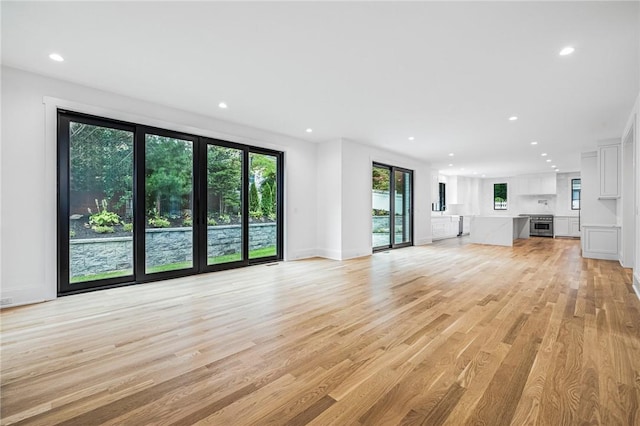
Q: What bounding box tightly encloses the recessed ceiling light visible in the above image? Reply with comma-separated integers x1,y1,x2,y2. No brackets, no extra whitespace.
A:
49,53,64,62
552,165,557,168
448,153,454,157
473,171,478,175
448,164,453,167
482,174,486,177
460,168,465,171
509,116,518,121
541,153,548,157
306,128,313,133
546,159,552,162
530,141,538,145
408,136,415,141
218,102,228,109
559,46,575,56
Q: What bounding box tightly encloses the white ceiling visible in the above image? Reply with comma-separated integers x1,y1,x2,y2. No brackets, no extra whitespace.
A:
2,1,639,177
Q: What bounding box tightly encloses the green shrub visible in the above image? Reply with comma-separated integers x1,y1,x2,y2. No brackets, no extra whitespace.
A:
260,183,273,217
70,230,76,238
249,210,263,220
89,199,120,227
207,218,217,226
123,223,133,232
249,181,260,214
183,218,192,227
91,225,115,234
219,214,231,224
148,216,170,228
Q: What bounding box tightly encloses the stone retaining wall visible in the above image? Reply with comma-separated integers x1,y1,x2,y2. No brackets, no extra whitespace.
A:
70,223,277,278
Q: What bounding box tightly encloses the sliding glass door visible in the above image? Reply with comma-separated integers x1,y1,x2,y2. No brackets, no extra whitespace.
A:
141,130,197,277
58,111,283,294
248,152,279,261
204,143,244,266
394,169,412,245
372,163,413,251
372,165,392,249
59,115,135,290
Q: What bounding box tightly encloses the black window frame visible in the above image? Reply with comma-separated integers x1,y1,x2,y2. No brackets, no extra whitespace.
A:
571,178,581,210
57,109,284,295
493,183,508,210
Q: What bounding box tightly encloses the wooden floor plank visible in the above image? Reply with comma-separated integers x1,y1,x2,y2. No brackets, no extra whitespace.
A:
1,237,638,425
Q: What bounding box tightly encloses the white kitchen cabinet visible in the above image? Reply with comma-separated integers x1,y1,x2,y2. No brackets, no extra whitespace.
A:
555,216,580,238
554,217,570,237
598,142,620,199
432,216,460,241
517,173,557,195
569,217,580,237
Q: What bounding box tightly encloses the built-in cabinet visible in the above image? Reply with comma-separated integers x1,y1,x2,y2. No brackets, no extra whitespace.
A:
582,225,620,260
598,141,620,199
517,173,557,195
554,216,580,238
432,216,461,240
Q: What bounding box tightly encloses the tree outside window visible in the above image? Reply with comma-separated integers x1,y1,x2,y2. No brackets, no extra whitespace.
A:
494,183,507,210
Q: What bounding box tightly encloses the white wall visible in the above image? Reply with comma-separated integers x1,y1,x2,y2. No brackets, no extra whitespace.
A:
341,139,375,259
0,66,319,306
480,177,517,216
555,172,581,217
316,138,433,260
316,140,343,259
621,126,635,268
622,91,640,295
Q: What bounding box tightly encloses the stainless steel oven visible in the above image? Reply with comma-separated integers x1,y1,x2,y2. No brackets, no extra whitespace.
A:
529,215,553,237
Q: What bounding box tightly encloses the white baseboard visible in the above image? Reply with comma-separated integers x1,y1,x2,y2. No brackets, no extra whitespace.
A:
285,248,317,261
414,237,433,246
0,287,51,309
314,249,342,260
582,251,619,261
340,249,371,260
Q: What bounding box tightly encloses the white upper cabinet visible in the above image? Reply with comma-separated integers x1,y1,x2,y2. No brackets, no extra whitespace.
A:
517,173,557,195
598,142,620,199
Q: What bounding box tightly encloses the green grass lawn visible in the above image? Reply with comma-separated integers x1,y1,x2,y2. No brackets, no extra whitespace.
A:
70,269,132,284
71,246,277,284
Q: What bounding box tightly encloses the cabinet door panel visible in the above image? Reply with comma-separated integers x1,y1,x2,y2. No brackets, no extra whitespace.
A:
598,144,620,198
554,217,570,237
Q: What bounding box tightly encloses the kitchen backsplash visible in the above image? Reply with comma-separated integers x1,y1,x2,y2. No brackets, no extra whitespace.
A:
517,195,556,214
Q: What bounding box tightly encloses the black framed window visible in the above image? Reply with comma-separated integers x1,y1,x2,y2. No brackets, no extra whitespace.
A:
58,110,283,295
494,183,507,210
439,182,446,211
571,178,581,210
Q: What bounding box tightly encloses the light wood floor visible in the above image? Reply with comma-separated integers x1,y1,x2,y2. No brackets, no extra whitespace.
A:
1,237,639,425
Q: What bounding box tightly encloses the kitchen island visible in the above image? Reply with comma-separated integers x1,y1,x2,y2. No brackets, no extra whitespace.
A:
469,216,530,247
